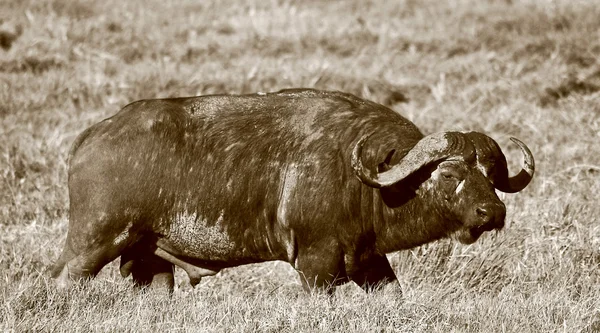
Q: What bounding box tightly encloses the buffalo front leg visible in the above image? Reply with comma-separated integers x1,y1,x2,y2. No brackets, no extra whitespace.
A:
349,254,400,293
294,241,348,294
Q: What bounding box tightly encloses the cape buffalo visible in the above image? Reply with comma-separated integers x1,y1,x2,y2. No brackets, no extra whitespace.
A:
52,88,534,292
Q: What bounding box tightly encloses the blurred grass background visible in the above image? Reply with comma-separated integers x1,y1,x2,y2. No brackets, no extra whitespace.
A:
1,0,599,331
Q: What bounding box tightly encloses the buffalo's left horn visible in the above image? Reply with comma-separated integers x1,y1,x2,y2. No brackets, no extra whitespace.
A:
463,132,535,193
352,132,474,188
493,137,535,193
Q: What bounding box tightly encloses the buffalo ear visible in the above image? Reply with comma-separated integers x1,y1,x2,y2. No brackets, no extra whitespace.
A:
377,149,396,173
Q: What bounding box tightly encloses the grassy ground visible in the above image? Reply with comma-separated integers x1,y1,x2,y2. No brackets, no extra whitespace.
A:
1,0,599,331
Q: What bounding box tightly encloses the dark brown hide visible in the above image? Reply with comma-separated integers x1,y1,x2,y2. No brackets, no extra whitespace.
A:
51,89,534,293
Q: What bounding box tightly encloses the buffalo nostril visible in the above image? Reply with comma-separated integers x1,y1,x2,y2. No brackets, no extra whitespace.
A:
476,207,491,224
476,207,488,217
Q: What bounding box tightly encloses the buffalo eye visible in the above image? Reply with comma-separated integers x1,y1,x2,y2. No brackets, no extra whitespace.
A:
440,171,458,180
439,170,461,200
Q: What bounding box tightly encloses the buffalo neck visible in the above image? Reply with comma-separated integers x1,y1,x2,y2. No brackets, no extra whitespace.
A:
373,187,455,254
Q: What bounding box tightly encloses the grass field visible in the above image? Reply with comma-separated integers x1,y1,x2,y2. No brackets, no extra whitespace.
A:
1,0,599,331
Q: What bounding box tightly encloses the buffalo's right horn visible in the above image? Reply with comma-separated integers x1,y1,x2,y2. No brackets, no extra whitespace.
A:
352,132,474,188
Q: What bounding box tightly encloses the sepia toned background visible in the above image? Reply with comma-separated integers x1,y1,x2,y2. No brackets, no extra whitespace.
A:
1,0,599,331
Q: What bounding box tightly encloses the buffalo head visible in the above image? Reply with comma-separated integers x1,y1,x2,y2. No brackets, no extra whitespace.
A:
352,131,535,244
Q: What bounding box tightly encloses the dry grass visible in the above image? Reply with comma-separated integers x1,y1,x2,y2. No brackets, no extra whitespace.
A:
1,0,599,332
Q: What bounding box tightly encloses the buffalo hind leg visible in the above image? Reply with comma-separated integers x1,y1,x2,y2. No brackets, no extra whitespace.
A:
52,207,137,289
120,247,174,291
53,239,128,290
350,255,400,293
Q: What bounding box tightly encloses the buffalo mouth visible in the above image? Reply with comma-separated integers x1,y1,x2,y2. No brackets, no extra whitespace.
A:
455,211,505,244
454,225,495,245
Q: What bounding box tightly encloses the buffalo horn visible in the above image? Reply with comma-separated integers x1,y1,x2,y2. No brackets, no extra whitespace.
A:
463,132,535,193
352,132,474,188
493,137,535,193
